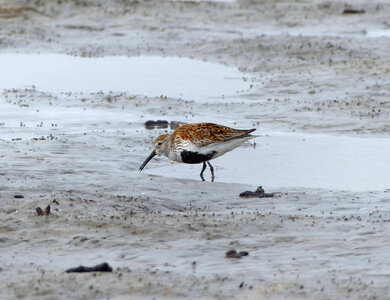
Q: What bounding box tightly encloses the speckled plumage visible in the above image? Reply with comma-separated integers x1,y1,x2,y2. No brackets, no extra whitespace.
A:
139,122,258,181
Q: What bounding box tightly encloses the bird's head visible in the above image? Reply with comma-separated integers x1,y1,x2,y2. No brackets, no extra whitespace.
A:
154,134,170,156
139,134,170,171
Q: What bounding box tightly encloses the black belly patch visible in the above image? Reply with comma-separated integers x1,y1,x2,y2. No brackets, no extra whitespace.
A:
180,150,217,164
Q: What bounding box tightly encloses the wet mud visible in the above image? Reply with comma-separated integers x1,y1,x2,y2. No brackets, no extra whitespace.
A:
1,0,390,299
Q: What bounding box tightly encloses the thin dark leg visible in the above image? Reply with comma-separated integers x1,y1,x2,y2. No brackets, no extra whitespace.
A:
200,162,206,181
207,161,214,182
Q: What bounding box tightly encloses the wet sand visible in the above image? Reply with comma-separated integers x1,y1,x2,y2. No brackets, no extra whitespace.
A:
1,0,390,299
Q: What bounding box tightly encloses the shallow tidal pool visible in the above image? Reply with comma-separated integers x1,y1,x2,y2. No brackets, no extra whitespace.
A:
1,54,389,192
0,54,249,100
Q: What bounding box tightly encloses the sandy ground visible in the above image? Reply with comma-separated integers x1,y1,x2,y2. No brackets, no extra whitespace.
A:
1,0,390,299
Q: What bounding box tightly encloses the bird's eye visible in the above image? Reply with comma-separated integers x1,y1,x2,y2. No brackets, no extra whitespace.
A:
157,142,162,146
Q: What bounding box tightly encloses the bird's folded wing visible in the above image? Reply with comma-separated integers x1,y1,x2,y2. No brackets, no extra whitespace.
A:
173,123,256,148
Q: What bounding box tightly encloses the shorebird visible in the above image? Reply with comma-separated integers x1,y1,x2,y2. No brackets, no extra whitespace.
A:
139,122,258,181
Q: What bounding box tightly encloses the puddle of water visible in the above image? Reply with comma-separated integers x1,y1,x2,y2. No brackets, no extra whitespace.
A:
146,132,390,191
1,54,389,192
0,54,248,100
365,29,390,38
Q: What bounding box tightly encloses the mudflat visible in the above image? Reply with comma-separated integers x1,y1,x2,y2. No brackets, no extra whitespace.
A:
1,0,390,299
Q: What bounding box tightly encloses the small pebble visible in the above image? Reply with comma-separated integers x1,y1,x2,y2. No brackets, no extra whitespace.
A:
65,262,113,273
239,186,274,198
36,205,50,216
226,249,249,259
342,8,365,14
226,249,237,257
144,120,169,129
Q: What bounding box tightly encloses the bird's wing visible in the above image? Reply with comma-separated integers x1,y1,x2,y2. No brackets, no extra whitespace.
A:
173,123,256,148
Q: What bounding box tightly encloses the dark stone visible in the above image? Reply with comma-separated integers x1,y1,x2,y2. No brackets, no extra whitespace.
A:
36,205,50,216
65,262,113,273
238,251,249,257
239,186,274,198
14,195,24,198
155,120,168,128
144,120,156,129
44,205,50,215
342,8,365,14
144,120,168,130
226,249,248,259
254,186,265,194
180,150,216,164
226,249,240,258
36,207,43,215
239,191,257,197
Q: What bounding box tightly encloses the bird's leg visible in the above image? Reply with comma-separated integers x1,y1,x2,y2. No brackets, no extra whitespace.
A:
207,161,214,182
200,162,207,181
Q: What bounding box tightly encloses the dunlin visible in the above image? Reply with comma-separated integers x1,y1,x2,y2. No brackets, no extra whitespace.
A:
139,122,258,181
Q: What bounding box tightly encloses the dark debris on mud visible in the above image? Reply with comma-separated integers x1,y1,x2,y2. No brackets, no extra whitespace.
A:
226,249,249,259
239,186,274,198
144,120,187,130
36,205,50,216
65,262,113,273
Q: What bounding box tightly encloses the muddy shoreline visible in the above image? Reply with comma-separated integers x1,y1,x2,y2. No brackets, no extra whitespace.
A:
1,0,390,299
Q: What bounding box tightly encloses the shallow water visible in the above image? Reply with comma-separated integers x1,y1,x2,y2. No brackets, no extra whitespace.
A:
0,54,248,101
2,2,390,299
146,132,390,191
1,55,389,192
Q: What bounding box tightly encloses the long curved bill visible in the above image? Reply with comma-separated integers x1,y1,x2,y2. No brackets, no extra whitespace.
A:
139,150,156,171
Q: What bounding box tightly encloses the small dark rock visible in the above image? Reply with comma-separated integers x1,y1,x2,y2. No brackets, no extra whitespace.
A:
14,195,24,199
240,186,274,198
155,120,169,128
254,186,264,194
44,205,51,215
226,249,249,259
144,120,168,130
144,120,156,129
225,249,237,257
342,8,365,14
36,205,50,216
65,262,113,273
239,191,257,197
238,251,249,257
